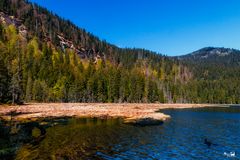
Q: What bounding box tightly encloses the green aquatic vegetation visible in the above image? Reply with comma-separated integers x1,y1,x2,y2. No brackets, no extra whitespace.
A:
31,127,41,138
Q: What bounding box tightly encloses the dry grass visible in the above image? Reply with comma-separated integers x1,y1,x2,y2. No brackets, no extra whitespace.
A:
0,103,219,123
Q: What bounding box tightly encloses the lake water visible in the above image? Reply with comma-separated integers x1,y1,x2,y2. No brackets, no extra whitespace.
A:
0,106,240,159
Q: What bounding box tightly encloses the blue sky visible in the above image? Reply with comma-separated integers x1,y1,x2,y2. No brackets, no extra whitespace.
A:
29,0,240,56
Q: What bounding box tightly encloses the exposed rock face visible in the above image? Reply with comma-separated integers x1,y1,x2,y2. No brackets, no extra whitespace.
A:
0,12,22,26
0,12,28,38
0,12,104,62
57,34,103,62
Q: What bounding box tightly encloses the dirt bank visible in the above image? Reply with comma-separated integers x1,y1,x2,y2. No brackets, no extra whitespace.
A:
0,103,221,125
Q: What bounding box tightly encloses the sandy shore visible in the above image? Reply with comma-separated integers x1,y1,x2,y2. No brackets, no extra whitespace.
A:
0,103,224,125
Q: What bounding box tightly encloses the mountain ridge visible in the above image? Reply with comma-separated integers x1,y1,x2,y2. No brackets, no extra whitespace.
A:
179,47,240,59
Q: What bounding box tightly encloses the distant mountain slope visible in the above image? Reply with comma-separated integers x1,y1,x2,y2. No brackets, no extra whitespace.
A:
177,47,240,80
179,47,240,66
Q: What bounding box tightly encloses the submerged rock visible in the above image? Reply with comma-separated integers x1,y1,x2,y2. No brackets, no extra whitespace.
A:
32,127,41,138
124,117,164,126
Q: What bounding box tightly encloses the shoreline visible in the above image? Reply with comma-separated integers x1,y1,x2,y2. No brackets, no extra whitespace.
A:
0,103,229,125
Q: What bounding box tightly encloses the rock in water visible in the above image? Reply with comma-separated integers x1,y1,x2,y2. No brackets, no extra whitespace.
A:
124,118,163,127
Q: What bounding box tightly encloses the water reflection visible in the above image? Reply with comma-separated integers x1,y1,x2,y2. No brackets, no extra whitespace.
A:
14,118,124,159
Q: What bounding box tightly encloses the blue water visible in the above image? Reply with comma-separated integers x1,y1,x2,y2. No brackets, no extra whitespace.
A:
0,106,240,159
157,107,240,160
96,107,240,160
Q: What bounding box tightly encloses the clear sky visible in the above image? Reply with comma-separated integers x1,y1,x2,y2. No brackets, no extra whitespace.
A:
29,0,240,56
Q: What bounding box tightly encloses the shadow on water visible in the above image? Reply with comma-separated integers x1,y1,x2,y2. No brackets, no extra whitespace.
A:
0,118,126,159
0,118,50,159
160,105,240,113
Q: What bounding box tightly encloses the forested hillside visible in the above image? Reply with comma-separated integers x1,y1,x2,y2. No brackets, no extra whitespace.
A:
179,47,240,79
0,0,193,104
177,47,240,104
0,0,239,104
